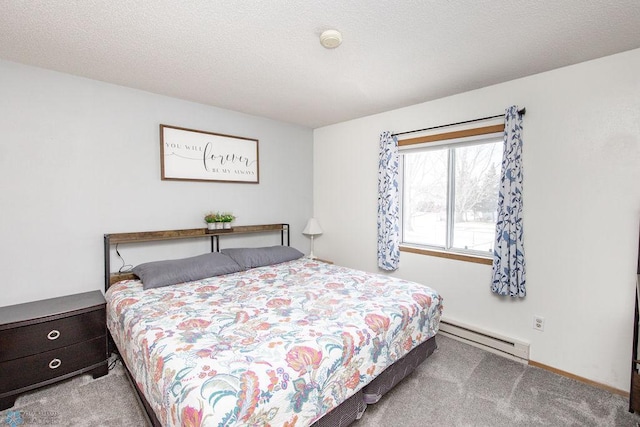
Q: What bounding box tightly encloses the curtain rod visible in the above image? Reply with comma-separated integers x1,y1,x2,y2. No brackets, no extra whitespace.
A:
392,107,526,138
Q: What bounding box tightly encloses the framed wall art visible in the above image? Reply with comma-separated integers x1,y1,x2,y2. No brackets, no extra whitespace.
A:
160,124,259,183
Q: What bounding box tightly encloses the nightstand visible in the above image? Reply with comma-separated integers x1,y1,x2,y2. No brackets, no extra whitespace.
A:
0,290,108,410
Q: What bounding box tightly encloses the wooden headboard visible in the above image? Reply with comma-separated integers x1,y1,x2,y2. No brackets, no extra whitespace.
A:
103,223,290,290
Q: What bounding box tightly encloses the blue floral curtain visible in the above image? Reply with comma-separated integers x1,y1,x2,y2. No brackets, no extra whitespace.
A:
377,131,400,271
491,106,526,297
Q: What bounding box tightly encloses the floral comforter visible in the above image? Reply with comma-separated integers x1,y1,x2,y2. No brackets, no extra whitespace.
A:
106,258,443,427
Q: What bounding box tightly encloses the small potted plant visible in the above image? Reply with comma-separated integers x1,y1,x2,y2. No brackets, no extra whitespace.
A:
204,212,218,231
220,213,235,229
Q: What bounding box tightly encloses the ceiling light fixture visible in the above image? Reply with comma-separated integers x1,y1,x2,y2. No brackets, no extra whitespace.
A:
320,29,342,49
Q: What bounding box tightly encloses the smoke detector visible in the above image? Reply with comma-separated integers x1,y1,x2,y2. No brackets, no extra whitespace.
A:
320,30,342,49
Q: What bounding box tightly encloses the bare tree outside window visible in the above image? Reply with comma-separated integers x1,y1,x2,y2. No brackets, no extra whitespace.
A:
403,149,447,247
453,143,502,252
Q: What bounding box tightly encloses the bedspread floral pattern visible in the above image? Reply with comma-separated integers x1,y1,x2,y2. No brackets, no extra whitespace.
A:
106,259,442,427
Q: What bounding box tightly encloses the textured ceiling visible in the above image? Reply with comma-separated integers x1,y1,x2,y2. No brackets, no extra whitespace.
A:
1,1,639,128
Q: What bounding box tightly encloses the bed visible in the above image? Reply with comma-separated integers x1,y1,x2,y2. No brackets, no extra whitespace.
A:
104,225,443,426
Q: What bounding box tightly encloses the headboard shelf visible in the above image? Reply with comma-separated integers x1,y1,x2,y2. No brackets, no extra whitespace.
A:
104,223,290,290
106,223,288,244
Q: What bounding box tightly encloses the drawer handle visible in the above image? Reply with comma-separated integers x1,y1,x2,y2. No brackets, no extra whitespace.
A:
47,330,61,340
48,358,62,369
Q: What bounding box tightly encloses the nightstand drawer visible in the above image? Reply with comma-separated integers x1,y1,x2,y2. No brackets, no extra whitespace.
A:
0,308,105,362
0,336,106,395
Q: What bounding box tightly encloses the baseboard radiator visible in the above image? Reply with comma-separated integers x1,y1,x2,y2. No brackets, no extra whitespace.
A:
438,318,530,362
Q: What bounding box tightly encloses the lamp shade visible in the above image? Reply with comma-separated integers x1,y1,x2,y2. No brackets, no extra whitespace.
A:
302,218,323,236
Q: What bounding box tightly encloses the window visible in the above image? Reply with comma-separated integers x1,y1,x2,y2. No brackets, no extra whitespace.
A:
399,127,503,259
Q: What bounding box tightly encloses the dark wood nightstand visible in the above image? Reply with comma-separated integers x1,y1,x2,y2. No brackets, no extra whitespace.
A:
0,290,108,410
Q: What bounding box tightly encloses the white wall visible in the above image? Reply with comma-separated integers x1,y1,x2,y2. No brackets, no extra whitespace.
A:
0,60,313,307
313,48,640,390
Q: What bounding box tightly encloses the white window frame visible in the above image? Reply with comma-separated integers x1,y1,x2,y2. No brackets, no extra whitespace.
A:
398,128,503,262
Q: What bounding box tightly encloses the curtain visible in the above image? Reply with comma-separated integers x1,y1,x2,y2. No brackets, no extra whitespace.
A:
377,131,400,271
491,106,526,297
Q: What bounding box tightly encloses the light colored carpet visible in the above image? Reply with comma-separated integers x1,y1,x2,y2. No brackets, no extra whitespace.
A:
359,335,640,426
2,335,639,426
0,357,146,427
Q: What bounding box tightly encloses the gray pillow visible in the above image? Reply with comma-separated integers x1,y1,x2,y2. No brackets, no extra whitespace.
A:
221,246,304,269
133,252,243,290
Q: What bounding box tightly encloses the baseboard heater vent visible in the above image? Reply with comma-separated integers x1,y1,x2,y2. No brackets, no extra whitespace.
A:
438,318,530,362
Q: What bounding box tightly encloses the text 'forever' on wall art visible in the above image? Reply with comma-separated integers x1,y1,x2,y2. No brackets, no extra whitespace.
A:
160,124,259,183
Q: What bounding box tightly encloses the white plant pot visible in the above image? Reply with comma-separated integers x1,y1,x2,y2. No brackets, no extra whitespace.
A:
223,222,232,229
207,223,215,230
215,222,224,230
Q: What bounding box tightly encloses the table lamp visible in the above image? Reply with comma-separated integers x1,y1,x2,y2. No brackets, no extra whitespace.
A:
302,218,323,259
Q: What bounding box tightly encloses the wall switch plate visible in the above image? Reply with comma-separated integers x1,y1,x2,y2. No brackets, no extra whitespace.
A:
533,315,544,331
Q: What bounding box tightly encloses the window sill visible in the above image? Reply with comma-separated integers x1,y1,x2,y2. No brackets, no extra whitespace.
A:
399,245,492,265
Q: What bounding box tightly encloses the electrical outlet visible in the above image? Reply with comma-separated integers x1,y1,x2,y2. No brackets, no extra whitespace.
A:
533,315,544,331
